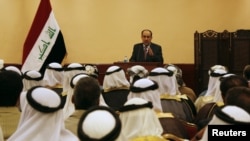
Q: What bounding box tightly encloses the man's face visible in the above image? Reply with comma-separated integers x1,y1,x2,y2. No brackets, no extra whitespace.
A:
141,30,152,45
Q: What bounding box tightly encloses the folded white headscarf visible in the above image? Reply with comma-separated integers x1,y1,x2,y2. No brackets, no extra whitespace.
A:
7,87,78,141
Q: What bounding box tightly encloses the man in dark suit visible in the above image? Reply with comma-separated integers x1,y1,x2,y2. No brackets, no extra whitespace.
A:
129,29,164,63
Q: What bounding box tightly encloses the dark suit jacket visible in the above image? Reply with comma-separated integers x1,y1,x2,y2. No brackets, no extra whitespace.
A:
129,42,164,63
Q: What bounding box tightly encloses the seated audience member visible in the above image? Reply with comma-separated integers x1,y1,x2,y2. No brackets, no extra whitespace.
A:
164,64,197,102
65,75,101,135
17,70,44,111
81,64,108,107
194,67,228,112
220,74,248,101
193,74,248,130
77,106,126,141
82,64,108,107
148,67,178,96
118,98,165,140
73,71,108,107
243,64,250,87
126,65,149,84
148,67,196,122
7,86,78,141
62,63,85,120
102,66,130,111
198,65,229,96
83,64,99,79
20,70,44,106
43,62,67,107
0,70,23,106
22,70,44,92
191,105,250,141
129,70,196,139
0,70,23,140
1,65,22,76
224,86,250,114
43,62,64,94
127,78,162,112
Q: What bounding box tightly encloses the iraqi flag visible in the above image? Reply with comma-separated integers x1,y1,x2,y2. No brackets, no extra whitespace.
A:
21,0,67,74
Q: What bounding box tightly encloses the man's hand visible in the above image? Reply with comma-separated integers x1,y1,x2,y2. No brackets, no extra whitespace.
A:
148,47,154,56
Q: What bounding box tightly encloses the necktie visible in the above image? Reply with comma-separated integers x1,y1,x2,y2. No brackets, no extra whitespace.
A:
144,46,148,60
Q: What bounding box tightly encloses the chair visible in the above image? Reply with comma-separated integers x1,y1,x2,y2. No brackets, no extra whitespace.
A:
162,133,188,141
160,94,196,122
157,112,189,139
179,120,198,139
157,112,198,140
193,102,221,130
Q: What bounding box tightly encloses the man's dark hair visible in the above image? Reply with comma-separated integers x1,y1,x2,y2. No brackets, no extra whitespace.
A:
73,77,101,110
243,65,250,80
141,29,152,36
220,75,248,99
0,70,23,106
225,86,250,114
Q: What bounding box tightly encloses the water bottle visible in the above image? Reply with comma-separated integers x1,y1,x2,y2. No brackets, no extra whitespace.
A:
124,56,128,62
0,59,4,69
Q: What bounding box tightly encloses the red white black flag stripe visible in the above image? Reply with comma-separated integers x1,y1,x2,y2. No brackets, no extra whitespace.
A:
21,0,67,74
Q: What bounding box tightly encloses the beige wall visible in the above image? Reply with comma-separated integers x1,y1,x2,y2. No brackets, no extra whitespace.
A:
1,0,250,65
